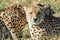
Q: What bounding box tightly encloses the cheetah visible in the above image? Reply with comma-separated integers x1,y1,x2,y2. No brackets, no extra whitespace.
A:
24,3,60,40
0,19,12,40
0,4,27,40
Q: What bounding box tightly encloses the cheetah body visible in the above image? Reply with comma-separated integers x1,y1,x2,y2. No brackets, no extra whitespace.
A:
24,3,60,40
0,5,27,40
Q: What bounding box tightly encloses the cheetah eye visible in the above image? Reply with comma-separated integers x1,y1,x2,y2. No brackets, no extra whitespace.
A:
30,12,32,14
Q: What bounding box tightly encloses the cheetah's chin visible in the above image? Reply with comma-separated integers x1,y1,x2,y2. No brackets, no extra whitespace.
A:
32,20,43,25
32,22,41,25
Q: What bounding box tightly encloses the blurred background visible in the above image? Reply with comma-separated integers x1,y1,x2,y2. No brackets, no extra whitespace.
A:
0,0,60,40
0,0,60,17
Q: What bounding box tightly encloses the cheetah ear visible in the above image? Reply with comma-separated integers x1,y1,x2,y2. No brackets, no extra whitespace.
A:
44,4,54,16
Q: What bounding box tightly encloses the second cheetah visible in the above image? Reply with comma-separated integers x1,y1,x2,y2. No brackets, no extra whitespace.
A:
24,3,60,40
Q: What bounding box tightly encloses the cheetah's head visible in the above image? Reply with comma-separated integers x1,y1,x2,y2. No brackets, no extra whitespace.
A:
23,3,53,25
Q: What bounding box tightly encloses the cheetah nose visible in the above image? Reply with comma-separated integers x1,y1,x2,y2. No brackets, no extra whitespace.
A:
34,18,37,22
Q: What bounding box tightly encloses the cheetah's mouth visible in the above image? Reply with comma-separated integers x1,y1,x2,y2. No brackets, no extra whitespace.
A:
32,21,42,25
32,18,44,25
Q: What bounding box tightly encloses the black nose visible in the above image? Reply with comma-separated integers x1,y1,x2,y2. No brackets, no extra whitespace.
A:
34,19,37,22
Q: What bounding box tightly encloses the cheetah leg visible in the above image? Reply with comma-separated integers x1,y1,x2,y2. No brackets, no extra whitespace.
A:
0,20,5,40
3,22,19,40
10,31,18,40
0,21,18,40
6,26,18,40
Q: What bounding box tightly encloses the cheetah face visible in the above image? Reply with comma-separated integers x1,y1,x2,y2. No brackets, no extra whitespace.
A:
24,4,52,25
24,6,44,25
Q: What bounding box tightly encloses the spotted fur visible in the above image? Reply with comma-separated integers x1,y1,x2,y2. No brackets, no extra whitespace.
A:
0,5,27,40
24,3,60,40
